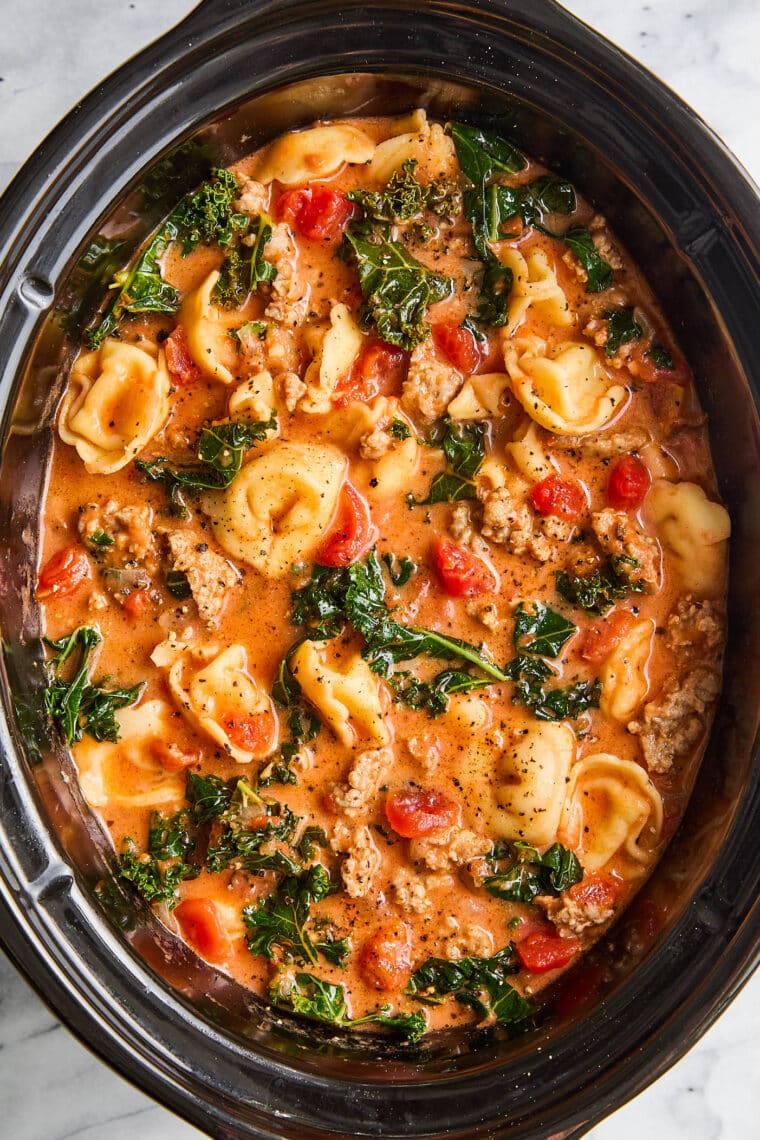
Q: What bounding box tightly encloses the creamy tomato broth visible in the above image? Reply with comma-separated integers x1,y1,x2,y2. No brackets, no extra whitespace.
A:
38,111,730,1040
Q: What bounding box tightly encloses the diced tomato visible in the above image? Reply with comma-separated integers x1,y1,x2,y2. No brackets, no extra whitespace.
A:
607,454,651,510
36,544,91,600
122,587,152,618
579,609,635,666
516,931,581,974
221,709,276,756
150,741,200,773
358,923,412,991
174,898,230,963
629,340,689,386
385,787,458,838
432,539,497,597
164,325,201,386
334,340,409,406
277,187,355,241
529,474,586,520
432,320,481,374
566,871,624,912
317,482,377,567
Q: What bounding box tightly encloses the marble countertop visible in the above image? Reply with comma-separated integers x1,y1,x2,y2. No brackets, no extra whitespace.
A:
0,1,758,1137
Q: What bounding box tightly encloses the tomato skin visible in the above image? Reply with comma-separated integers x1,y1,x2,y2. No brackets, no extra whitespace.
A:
164,325,201,386
359,923,412,991
566,871,623,911
432,539,497,597
516,932,581,974
334,340,408,406
36,544,91,600
277,187,355,241
174,898,230,963
385,787,458,838
317,483,377,567
221,709,276,756
607,454,651,510
579,609,635,665
150,741,200,773
432,321,482,373
529,474,586,520
122,587,152,618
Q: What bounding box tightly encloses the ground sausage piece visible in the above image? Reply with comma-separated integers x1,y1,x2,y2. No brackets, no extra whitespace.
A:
402,342,463,420
79,501,155,563
330,823,381,899
410,826,491,873
262,223,309,328
591,507,659,588
167,531,240,623
536,894,615,939
629,667,721,774
234,176,269,217
330,748,393,819
359,427,393,460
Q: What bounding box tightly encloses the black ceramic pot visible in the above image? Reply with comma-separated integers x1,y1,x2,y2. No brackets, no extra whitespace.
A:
0,2,758,1137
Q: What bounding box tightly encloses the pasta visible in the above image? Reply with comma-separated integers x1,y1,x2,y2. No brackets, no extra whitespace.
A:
42,110,728,1038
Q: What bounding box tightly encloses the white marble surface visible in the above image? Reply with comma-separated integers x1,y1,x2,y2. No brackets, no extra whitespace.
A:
0,1,758,1137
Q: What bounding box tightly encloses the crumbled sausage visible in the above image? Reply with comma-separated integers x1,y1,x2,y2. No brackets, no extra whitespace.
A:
330,748,393,819
589,214,624,270
443,916,494,960
167,531,240,623
629,666,721,774
591,507,659,588
330,822,381,899
79,500,155,562
262,223,309,328
665,596,724,656
359,427,393,460
280,371,307,412
402,342,463,420
537,893,614,938
410,826,491,873
391,870,431,913
465,598,500,631
234,176,269,217
554,428,650,458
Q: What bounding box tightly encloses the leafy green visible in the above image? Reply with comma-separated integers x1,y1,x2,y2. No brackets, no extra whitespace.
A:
382,552,416,586
389,667,493,717
165,570,192,599
563,225,613,293
119,839,198,907
407,946,534,1030
411,418,487,505
484,841,583,903
86,529,114,550
229,319,268,346
513,602,576,658
448,122,526,184
148,808,196,861
602,306,642,358
505,653,601,721
259,741,301,788
207,796,301,877
464,177,575,246
272,647,322,756
645,342,674,370
136,414,276,512
347,159,455,223
44,626,143,745
213,213,277,308
244,864,348,966
297,826,328,862
185,771,234,824
272,971,427,1041
86,170,247,348
386,418,412,441
556,555,647,615
343,228,453,350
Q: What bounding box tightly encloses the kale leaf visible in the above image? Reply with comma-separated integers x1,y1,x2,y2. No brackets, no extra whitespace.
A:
448,123,526,183
120,804,200,907
602,306,642,358
165,570,192,599
407,945,535,1030
484,841,583,903
136,414,276,513
645,342,674,371
185,771,235,824
347,159,456,223
343,228,453,350
44,626,143,745
382,552,416,586
556,555,647,615
411,418,486,505
243,864,348,966
272,971,427,1041
213,213,277,308
170,167,247,254
512,601,576,658
562,225,613,293
505,653,601,721
388,667,493,717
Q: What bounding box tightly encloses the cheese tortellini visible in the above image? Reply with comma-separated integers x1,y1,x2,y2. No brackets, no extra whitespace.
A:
447,373,510,421
180,270,239,384
290,639,390,748
325,396,420,500
301,303,365,414
461,721,575,846
599,618,654,722
559,754,663,872
151,640,277,763
254,123,375,185
367,111,457,184
499,247,573,336
201,441,346,578
648,479,730,596
74,700,185,809
503,336,627,435
58,340,170,474
227,371,278,431
505,419,555,481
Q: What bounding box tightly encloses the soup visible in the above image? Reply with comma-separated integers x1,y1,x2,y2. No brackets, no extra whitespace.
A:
38,110,730,1040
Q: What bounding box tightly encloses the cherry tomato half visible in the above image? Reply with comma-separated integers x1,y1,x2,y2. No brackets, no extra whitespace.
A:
317,483,377,567
221,709,277,756
359,923,413,991
334,340,408,407
516,931,581,974
36,544,91,600
385,787,459,838
277,187,355,241
432,320,482,373
579,609,635,666
606,454,651,510
432,539,498,597
174,898,230,963
529,474,586,520
164,325,201,386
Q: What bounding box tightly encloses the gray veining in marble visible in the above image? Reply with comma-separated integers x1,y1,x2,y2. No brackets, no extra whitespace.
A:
0,1,758,1137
